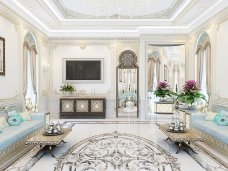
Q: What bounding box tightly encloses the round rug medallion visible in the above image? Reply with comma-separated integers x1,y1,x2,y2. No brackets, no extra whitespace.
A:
54,131,180,171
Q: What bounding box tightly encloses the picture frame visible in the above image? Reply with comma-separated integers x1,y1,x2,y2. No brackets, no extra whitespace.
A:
0,37,5,75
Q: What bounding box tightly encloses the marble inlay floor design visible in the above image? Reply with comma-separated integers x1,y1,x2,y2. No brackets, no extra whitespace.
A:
54,131,180,171
5,120,228,171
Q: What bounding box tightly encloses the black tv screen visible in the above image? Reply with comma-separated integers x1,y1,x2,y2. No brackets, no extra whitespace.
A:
66,60,101,81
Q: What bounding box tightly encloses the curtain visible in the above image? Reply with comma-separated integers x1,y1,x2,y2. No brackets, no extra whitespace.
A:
31,48,37,94
148,58,155,90
205,44,212,102
156,59,160,85
31,48,37,110
196,48,203,88
23,44,29,96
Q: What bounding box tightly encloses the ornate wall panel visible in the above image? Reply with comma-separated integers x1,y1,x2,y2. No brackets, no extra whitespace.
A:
76,100,89,112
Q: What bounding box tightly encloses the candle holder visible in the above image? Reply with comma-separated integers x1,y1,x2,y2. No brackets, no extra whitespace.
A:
44,122,63,136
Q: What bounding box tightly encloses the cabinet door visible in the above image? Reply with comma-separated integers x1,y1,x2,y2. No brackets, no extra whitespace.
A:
76,100,89,112
91,100,103,112
61,100,74,112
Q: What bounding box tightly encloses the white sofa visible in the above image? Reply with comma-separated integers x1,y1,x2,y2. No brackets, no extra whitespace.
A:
0,112,46,170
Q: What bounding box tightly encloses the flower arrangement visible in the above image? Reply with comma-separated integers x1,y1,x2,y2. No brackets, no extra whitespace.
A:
154,81,175,99
59,82,76,93
176,80,207,105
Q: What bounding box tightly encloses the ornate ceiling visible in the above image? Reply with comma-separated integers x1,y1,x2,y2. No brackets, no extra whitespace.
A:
0,0,227,37
55,0,181,19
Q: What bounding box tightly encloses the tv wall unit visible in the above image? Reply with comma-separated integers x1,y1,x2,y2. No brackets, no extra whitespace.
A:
60,96,106,119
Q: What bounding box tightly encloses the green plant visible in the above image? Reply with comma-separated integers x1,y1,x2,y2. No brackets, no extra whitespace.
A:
59,83,75,93
176,80,207,105
154,81,177,98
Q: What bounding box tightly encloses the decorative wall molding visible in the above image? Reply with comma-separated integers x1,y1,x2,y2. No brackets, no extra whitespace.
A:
215,15,228,29
0,2,48,42
0,91,19,102
213,93,228,107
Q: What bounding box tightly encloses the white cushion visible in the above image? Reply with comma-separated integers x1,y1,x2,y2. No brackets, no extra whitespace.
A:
0,117,9,128
204,111,217,121
20,112,32,121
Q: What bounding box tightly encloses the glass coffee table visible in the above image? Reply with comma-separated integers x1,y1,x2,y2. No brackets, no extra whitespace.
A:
26,128,71,158
157,124,203,154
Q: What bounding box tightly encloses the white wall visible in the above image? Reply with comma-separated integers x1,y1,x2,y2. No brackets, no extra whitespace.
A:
51,44,112,95
0,12,50,112
0,15,20,100
187,13,228,107
49,44,114,119
48,41,139,119
215,19,228,98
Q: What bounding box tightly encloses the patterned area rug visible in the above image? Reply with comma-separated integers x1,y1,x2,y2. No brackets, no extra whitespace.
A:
54,131,180,171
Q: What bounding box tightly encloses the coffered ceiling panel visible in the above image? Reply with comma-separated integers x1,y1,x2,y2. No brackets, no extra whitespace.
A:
54,0,181,19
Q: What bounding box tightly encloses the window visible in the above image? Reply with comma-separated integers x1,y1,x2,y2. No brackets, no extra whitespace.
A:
195,33,211,103
23,33,38,111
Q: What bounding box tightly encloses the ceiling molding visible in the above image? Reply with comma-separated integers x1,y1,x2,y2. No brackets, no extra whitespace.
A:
54,0,182,19
0,0,227,38
0,2,20,26
173,0,198,24
36,0,60,24
49,37,139,42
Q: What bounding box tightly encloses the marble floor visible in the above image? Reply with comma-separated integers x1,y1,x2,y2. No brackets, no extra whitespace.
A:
6,117,228,171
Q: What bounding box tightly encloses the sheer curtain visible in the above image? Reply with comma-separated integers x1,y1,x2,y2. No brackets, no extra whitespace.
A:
23,43,29,96
148,58,160,90
148,58,155,90
196,47,203,88
31,48,37,107
205,44,212,103
156,59,160,85
23,44,38,111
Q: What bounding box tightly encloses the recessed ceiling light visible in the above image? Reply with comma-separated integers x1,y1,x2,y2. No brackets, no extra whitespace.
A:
199,7,204,10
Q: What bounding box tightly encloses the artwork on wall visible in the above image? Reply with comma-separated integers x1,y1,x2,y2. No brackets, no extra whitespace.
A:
0,37,5,75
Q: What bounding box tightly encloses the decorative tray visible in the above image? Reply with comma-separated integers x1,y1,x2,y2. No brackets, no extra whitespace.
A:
167,129,186,133
43,132,64,136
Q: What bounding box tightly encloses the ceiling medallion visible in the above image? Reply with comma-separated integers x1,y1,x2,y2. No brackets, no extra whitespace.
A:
54,0,182,19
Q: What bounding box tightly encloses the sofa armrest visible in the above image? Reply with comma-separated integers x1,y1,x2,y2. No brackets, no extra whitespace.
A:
31,112,46,122
191,112,205,121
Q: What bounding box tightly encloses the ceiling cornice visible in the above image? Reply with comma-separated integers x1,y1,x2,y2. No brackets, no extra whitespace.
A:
0,0,227,38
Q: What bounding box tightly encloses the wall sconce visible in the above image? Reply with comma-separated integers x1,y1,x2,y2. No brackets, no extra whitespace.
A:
43,64,49,73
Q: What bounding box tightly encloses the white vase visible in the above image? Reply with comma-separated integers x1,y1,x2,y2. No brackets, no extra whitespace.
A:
64,91,72,96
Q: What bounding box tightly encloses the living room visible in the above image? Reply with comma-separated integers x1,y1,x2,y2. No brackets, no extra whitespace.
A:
0,0,228,171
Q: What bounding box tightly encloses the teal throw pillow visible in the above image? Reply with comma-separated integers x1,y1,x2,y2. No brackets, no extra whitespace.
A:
8,112,24,123
213,113,222,123
0,127,3,133
216,115,228,126
8,116,21,126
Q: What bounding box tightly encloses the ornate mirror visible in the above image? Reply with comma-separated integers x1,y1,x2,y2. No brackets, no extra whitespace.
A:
116,50,139,118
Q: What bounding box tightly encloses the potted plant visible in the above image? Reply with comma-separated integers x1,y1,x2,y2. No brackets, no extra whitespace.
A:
154,81,176,101
59,82,76,96
176,80,207,109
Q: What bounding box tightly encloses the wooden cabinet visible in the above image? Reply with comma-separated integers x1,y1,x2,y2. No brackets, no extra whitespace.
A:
60,97,106,119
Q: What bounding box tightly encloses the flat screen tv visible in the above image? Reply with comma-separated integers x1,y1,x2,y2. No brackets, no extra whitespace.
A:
63,58,104,83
